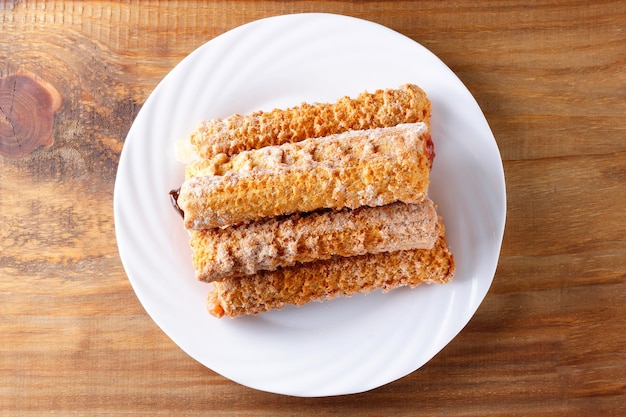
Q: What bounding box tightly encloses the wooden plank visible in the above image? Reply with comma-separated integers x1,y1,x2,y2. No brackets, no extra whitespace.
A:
1,1,624,415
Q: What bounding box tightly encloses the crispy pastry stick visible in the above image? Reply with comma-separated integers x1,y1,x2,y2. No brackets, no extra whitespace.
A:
177,122,434,229
182,83,431,161
207,226,455,318
190,200,439,282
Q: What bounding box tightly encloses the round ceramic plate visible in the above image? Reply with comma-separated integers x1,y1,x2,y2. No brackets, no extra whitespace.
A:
114,13,506,397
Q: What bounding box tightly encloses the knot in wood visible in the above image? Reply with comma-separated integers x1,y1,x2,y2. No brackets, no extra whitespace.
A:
0,72,62,157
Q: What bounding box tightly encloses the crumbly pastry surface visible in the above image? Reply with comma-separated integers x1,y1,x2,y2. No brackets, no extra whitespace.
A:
190,200,439,282
178,122,433,229
171,83,456,317
207,228,455,318
185,83,431,160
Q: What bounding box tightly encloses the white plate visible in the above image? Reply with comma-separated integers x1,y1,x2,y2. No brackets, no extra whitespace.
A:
114,13,506,397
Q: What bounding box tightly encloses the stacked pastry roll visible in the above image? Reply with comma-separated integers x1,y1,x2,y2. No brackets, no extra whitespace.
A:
172,84,455,318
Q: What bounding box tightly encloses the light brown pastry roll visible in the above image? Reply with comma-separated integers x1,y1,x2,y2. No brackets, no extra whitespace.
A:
184,83,431,160
207,227,455,318
189,200,439,282
177,122,434,229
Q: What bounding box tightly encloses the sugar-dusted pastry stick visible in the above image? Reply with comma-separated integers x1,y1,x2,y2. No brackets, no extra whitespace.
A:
181,84,431,161
207,228,455,318
177,122,434,229
190,200,439,282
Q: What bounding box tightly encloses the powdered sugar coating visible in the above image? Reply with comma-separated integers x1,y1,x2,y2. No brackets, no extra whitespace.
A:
190,200,439,282
178,123,432,229
189,83,431,159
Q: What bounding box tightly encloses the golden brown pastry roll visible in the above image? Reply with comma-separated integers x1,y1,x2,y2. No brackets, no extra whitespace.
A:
177,122,434,229
189,200,440,282
181,83,431,160
207,227,455,318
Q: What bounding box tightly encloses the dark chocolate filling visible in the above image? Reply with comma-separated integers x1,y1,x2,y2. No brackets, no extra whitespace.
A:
169,188,184,218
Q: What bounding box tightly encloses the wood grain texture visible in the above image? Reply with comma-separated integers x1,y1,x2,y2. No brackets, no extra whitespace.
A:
1,1,624,415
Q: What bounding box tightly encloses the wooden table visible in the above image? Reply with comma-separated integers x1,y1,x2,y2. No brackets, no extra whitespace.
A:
1,1,624,415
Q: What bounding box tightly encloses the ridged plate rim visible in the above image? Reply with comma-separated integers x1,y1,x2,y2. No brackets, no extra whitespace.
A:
114,13,506,397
